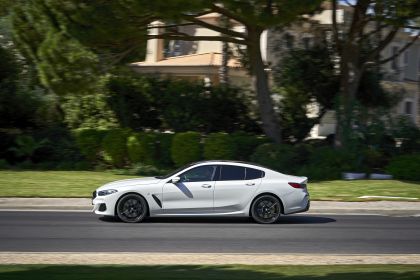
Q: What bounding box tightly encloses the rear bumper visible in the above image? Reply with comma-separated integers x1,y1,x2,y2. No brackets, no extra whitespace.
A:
285,195,310,215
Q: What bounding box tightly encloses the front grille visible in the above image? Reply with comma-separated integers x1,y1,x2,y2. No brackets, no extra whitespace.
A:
92,190,97,199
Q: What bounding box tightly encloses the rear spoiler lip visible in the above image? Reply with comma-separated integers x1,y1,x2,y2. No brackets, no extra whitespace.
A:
300,176,308,184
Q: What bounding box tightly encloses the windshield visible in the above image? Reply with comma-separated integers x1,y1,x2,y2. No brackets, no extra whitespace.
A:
155,162,197,179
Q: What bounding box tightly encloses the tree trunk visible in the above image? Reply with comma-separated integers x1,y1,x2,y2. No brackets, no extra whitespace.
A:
335,46,363,148
219,40,229,85
219,16,229,85
247,27,282,143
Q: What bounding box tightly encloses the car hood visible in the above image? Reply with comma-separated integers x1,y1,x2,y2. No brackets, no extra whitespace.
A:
97,177,161,190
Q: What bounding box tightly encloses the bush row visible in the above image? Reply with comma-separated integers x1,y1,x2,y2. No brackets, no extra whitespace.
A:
73,129,269,168
251,143,420,181
4,128,419,181
72,129,419,180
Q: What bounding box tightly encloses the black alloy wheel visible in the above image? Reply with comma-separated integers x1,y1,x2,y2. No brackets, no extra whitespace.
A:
251,195,281,224
116,194,148,223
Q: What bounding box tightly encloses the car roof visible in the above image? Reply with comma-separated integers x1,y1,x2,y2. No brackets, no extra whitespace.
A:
192,160,272,170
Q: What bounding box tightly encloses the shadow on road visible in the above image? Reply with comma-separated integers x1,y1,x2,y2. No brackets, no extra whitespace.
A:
99,215,336,224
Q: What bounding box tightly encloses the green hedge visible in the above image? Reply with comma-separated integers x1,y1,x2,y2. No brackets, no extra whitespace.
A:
73,129,106,164
251,143,300,174
127,132,174,167
297,146,359,180
386,154,420,181
102,129,130,168
204,133,236,160
156,133,174,167
231,132,269,161
126,132,157,165
171,132,202,167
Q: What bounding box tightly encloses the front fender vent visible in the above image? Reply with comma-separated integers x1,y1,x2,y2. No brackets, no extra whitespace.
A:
152,194,162,208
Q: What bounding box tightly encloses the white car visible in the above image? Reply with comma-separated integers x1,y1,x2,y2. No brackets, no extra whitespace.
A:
92,160,310,224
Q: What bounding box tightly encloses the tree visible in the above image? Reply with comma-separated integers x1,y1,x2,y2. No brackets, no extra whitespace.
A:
331,0,420,148
146,1,322,143
273,46,339,142
12,0,322,143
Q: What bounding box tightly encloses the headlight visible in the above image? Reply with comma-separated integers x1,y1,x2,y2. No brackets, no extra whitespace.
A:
98,189,118,196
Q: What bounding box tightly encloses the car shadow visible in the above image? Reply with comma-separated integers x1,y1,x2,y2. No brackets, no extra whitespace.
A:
99,214,336,224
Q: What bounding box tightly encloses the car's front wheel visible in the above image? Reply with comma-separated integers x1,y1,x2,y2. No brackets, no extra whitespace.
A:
251,195,282,224
116,194,148,223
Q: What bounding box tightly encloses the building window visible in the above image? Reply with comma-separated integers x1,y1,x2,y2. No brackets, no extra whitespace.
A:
403,51,409,65
391,46,399,70
404,101,413,115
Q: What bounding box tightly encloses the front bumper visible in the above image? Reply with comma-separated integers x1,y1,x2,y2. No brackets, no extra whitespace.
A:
92,192,117,216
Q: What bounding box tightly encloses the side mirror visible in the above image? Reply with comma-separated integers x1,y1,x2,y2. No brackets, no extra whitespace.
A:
171,177,180,184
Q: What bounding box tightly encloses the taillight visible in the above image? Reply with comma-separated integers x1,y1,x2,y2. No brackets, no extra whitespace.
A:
288,182,306,189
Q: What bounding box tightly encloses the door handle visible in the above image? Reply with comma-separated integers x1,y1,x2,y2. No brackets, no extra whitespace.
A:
246,182,255,186
201,184,212,188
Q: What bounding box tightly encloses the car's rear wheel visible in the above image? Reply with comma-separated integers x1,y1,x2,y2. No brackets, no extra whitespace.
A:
251,195,281,224
116,194,148,223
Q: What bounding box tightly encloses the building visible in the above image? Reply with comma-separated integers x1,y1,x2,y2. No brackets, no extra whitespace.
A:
131,6,420,137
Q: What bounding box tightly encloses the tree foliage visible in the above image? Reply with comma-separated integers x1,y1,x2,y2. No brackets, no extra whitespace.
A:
331,0,420,147
11,0,323,143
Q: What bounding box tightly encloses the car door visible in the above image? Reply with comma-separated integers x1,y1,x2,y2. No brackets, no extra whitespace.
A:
162,165,216,214
214,165,263,213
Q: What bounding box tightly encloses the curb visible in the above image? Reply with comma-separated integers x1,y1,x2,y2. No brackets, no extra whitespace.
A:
0,198,420,216
2,252,420,265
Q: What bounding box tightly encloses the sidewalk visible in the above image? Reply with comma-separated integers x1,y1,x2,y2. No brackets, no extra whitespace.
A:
0,198,419,216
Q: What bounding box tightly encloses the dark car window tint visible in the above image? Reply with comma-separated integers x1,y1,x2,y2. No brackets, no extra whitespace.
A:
246,168,264,180
179,165,216,182
219,165,245,181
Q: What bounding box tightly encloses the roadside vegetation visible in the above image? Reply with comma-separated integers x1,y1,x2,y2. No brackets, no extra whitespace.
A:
0,264,419,280
1,2,419,194
0,170,418,201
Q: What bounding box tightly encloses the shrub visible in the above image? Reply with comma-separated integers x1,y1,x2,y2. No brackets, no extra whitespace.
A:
102,129,130,167
297,146,359,180
171,132,202,167
0,159,9,169
386,154,420,181
156,133,174,167
250,143,299,174
361,148,388,173
231,132,269,161
73,129,106,164
127,132,158,165
204,133,236,160
32,127,85,166
126,133,142,164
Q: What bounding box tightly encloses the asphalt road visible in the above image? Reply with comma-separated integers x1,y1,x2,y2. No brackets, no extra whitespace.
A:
0,211,419,254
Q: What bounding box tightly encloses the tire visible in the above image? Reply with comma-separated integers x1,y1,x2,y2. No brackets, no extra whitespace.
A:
116,194,148,223
251,194,282,224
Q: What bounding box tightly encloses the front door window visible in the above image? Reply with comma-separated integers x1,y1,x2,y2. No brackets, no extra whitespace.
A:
179,165,217,182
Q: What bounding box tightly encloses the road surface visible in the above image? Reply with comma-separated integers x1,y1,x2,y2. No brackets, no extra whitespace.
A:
0,211,419,254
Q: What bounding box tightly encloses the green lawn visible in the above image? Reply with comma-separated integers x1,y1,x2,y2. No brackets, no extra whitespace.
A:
0,170,419,201
0,171,137,197
0,265,419,280
309,180,420,201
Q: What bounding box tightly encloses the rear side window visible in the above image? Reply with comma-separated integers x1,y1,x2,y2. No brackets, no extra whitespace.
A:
219,165,245,181
246,168,265,180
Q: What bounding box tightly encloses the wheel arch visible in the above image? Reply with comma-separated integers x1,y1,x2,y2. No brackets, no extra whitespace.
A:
249,192,285,216
114,192,150,217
